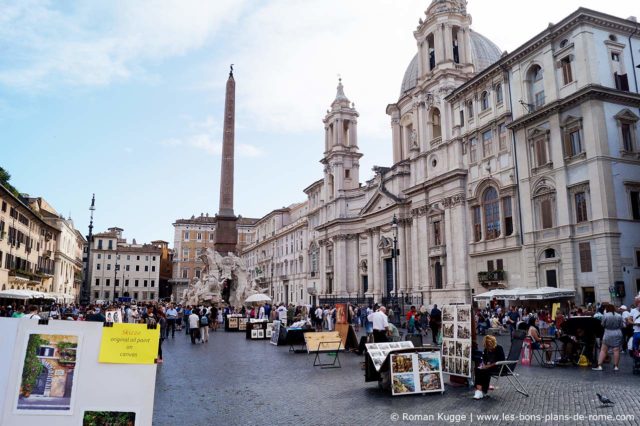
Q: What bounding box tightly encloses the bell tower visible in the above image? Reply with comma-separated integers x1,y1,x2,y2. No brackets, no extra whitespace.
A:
415,0,474,79
320,78,362,204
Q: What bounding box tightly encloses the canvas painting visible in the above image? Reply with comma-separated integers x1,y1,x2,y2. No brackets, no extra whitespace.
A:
391,374,415,395
16,333,79,413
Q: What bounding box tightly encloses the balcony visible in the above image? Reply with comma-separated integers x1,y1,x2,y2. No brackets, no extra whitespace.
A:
478,270,506,288
8,269,42,285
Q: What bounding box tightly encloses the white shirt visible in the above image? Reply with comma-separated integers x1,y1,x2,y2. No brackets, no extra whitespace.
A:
189,313,200,329
315,308,323,319
258,306,265,320
367,311,389,331
630,308,640,333
277,306,287,321
26,313,41,320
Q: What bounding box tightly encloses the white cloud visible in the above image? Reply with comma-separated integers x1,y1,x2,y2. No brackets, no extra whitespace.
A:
0,0,248,90
161,116,262,157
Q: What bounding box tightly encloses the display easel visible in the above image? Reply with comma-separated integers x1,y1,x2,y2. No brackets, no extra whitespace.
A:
312,340,342,369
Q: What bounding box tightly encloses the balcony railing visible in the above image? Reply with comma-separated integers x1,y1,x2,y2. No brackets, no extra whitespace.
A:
9,269,43,283
478,270,506,284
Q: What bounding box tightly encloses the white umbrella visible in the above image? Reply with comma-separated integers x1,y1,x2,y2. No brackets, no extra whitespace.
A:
0,289,47,300
244,293,271,304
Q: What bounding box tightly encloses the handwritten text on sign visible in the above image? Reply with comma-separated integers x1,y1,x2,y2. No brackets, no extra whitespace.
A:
98,323,160,364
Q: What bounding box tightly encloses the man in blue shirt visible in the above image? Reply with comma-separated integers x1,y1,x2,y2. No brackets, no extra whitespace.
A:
506,306,520,336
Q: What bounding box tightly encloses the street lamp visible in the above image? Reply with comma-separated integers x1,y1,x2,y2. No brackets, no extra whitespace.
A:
80,194,95,306
391,214,399,299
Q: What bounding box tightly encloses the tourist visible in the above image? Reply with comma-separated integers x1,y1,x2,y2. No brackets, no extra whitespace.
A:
429,304,442,344
188,308,201,344
184,306,192,335
628,296,640,352
176,304,184,331
199,309,209,343
156,308,167,364
25,305,41,320
527,316,553,364
506,306,519,336
276,303,287,325
165,303,178,338
210,305,219,331
406,306,417,334
473,335,505,399
11,305,25,318
368,306,390,343
264,302,271,320
314,305,323,331
258,304,265,320
593,304,624,371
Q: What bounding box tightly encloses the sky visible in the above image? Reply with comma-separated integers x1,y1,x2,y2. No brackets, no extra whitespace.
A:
1,0,637,246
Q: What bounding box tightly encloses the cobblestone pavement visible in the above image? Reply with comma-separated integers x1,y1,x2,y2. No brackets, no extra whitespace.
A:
153,330,640,426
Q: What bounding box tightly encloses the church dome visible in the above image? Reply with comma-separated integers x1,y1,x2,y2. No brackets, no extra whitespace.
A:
399,29,502,96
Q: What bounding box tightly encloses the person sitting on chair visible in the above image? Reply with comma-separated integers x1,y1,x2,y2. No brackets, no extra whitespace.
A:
473,335,505,400
527,316,553,365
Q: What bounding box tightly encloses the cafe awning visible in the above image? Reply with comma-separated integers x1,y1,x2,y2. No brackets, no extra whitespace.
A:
474,287,575,301
0,289,48,300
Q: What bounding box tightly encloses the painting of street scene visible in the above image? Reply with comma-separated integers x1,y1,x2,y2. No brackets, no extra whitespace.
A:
17,333,79,412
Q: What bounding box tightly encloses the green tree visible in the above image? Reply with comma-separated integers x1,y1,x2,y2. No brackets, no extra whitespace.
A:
0,166,20,198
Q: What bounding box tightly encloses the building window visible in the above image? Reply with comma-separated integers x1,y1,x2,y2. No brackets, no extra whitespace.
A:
466,101,474,120
125,279,129,286
433,221,441,246
108,240,113,250
97,263,101,270
115,279,119,287
135,265,140,272
345,169,350,179
94,291,99,300
622,123,634,151
151,280,155,287
196,232,202,241
482,130,493,157
498,123,507,151
184,231,189,240
182,248,189,260
144,265,148,272
560,56,573,85
483,187,500,240
496,259,503,270
472,206,482,242
152,265,156,272
527,65,545,110
545,248,556,258
125,265,130,271
181,269,188,279
135,280,139,287
534,186,556,230
528,128,551,168
459,110,464,126
503,196,513,236
106,279,110,286
480,91,489,111
630,190,640,220
106,264,111,271
97,253,101,259
143,280,147,287
195,269,201,279
574,192,588,223
469,137,478,163
495,83,503,104
95,278,100,286
614,72,629,91
579,242,592,272
432,108,442,139
209,233,214,241
541,199,553,229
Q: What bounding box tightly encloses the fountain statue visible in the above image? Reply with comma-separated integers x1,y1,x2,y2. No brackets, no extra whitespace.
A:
180,248,268,307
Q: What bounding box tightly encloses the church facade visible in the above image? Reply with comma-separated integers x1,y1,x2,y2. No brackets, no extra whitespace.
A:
241,1,640,308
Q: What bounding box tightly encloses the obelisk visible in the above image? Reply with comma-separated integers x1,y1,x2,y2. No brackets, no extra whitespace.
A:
214,65,238,254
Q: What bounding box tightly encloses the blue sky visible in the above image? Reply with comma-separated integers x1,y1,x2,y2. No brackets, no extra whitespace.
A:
1,0,635,245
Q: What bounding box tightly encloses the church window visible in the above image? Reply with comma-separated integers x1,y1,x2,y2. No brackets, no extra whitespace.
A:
345,169,350,179
472,206,482,242
459,110,464,126
480,91,489,111
574,192,588,223
495,83,503,104
482,130,493,157
432,108,441,139
579,242,592,272
434,262,443,289
467,101,474,120
452,26,460,64
469,137,478,163
427,33,436,71
483,187,500,240
433,221,441,246
498,123,508,151
503,196,513,236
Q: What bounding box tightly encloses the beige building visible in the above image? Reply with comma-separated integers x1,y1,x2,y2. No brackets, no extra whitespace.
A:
0,184,58,296
88,227,161,302
240,2,640,308
169,214,258,299
27,197,85,302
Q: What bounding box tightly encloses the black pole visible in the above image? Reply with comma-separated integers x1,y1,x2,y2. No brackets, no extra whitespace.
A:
80,194,95,306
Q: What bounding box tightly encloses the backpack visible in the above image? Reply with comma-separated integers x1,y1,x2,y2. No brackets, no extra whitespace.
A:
200,315,209,327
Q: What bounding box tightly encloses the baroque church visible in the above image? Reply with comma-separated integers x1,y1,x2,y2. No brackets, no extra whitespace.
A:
242,0,640,308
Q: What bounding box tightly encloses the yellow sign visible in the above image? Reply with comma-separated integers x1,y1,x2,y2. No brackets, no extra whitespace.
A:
551,303,560,321
99,323,160,364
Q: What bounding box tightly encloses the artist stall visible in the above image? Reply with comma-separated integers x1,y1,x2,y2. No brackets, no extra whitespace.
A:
364,341,445,396
225,314,245,332
440,304,473,379
245,319,270,340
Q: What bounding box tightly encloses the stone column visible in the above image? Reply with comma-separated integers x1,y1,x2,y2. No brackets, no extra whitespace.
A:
443,24,453,63
366,230,374,297
319,241,326,295
411,213,421,294
335,236,347,296
398,221,408,295
372,228,381,302
391,118,401,163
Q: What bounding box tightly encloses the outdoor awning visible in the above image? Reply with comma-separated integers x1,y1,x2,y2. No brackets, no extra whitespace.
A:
474,287,575,301
0,289,48,300
45,292,74,302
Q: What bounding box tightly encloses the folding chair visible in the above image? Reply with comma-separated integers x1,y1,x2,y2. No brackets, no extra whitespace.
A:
530,337,557,368
490,330,529,397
